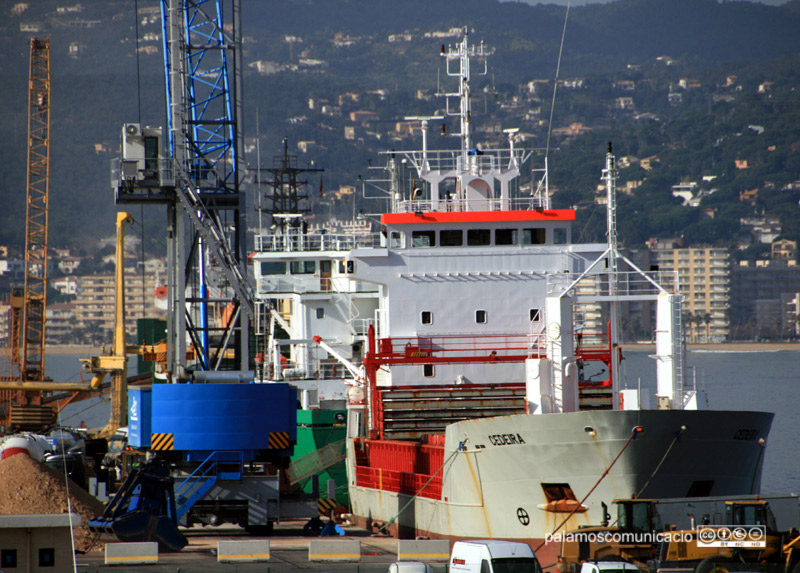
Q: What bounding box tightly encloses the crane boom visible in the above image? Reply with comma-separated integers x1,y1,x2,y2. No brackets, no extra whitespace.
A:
22,37,51,383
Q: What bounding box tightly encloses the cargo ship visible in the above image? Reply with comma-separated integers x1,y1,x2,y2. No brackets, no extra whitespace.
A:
333,31,772,561
250,29,772,559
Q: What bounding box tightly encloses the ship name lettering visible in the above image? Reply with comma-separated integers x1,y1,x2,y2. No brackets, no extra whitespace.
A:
488,433,526,446
733,429,758,441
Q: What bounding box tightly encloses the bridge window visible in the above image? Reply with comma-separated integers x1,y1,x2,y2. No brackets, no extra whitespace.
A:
290,260,316,274
316,308,325,319
390,231,404,248
421,311,433,325
495,228,518,245
423,364,435,377
554,227,568,245
440,230,463,247
523,228,546,245
476,310,487,324
530,308,541,322
412,230,436,247
260,261,286,275
467,229,491,246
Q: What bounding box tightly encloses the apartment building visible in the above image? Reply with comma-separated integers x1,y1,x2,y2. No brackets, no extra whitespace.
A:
648,243,730,342
73,273,166,340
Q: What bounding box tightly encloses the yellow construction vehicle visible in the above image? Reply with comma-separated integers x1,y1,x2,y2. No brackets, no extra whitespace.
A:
558,499,663,572
651,500,799,573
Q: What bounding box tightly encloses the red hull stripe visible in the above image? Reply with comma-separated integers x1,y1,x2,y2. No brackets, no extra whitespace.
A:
381,210,576,225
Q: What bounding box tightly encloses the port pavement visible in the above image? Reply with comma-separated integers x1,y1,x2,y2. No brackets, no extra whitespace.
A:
76,521,449,572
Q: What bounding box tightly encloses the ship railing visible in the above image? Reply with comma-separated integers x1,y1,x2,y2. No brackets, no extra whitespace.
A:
396,195,551,213
254,231,383,252
372,334,531,362
352,318,374,336
265,357,355,382
257,275,379,296
546,270,679,298
394,147,533,177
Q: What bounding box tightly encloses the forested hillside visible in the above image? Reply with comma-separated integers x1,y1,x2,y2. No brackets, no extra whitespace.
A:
0,0,799,254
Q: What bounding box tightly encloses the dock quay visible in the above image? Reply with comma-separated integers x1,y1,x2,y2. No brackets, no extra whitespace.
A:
75,521,447,572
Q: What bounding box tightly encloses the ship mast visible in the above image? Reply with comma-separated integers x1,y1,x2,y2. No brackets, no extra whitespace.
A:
603,143,621,394
441,28,490,171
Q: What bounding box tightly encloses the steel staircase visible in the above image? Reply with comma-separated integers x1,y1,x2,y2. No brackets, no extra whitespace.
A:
174,451,244,521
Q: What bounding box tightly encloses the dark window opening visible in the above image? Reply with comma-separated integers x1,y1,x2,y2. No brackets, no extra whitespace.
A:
440,230,463,246
290,260,316,274
412,230,436,247
260,261,286,275
421,311,433,325
554,227,568,245
476,310,487,324
346,260,355,273
390,231,403,248
468,229,491,246
530,308,541,322
495,228,518,245
1,549,18,569
316,308,325,319
686,480,714,497
39,547,55,568
541,482,577,502
423,364,435,377
523,228,546,245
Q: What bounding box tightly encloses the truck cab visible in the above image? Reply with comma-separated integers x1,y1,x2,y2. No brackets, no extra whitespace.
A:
450,540,542,573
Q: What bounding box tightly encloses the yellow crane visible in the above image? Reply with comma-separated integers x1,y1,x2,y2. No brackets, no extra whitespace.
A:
85,212,132,438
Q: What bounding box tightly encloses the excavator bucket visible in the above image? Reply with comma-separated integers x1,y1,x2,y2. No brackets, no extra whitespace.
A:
88,461,187,552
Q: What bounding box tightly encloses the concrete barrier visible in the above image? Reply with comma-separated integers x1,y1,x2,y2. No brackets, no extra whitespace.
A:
104,542,158,566
308,539,361,561
397,539,451,561
217,539,270,563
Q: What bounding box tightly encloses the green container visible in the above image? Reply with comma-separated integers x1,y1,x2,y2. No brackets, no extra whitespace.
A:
291,409,349,507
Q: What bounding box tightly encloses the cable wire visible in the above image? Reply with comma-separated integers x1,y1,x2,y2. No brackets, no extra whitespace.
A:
535,427,640,557
53,411,79,573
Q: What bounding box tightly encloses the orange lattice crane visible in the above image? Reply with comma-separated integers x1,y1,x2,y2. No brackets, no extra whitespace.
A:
0,38,56,430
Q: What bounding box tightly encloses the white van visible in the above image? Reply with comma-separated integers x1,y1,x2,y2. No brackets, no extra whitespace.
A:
387,562,434,573
450,540,542,573
580,561,641,573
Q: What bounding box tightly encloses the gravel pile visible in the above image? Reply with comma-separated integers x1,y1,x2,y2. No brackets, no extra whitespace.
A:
0,453,105,552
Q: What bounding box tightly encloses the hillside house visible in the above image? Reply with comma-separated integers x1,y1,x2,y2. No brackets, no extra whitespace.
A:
616,97,634,110
772,239,797,261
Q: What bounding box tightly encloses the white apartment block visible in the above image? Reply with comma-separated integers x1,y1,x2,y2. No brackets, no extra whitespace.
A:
649,246,730,342
74,274,166,339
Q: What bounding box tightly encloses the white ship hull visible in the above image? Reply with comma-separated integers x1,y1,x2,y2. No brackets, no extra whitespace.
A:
347,409,772,549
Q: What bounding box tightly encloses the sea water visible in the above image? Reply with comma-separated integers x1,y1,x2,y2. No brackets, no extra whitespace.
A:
619,349,798,496
46,350,799,495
